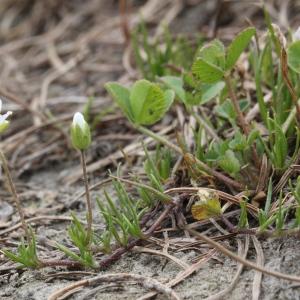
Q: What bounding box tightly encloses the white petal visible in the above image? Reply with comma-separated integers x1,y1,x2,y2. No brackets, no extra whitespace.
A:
73,112,86,130
0,99,2,113
0,111,12,124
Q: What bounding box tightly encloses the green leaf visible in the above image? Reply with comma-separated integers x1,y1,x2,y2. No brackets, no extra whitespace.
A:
104,82,133,121
196,39,226,70
130,80,174,125
218,149,240,176
182,73,202,105
215,99,237,121
192,59,224,83
160,76,186,103
200,81,225,104
229,131,247,151
226,27,256,70
287,41,300,74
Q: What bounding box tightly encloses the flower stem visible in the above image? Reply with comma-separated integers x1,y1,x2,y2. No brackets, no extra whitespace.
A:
0,149,31,242
80,150,93,246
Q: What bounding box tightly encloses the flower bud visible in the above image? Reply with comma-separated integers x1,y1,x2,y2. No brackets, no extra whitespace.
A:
0,99,12,134
71,112,91,150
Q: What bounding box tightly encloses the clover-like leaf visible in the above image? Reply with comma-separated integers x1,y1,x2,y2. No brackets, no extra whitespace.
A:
104,82,133,122
191,189,221,220
192,59,224,83
160,76,186,103
201,81,225,104
229,131,247,151
196,39,226,70
130,80,174,125
287,41,300,74
226,27,256,71
218,149,240,176
215,98,237,121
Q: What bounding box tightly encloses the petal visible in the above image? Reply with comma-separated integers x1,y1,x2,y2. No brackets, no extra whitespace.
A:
0,111,12,124
73,112,86,130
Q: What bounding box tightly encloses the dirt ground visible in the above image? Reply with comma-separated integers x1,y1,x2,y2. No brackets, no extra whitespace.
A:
0,1,300,299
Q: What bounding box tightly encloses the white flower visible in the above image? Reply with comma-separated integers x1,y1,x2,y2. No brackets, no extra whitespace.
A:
71,112,91,150
0,99,12,133
293,27,300,42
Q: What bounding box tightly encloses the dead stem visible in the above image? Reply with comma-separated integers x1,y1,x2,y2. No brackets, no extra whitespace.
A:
0,149,31,242
80,150,93,246
48,272,181,300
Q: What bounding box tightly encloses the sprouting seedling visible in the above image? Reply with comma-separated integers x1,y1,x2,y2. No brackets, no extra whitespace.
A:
70,112,93,246
2,229,40,269
56,214,96,268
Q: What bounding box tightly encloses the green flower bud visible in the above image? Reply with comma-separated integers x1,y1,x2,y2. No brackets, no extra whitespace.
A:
0,99,12,134
71,112,91,150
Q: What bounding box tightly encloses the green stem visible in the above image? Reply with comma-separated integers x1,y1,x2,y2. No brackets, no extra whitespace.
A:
136,125,182,154
80,150,93,245
0,149,31,242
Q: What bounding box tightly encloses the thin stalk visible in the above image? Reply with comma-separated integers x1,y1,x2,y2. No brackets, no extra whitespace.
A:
225,75,250,135
0,149,31,242
80,150,93,245
136,125,182,154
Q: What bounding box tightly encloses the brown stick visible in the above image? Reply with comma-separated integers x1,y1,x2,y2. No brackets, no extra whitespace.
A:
48,273,181,300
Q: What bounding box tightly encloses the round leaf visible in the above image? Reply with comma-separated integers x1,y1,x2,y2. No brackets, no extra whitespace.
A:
130,80,174,125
